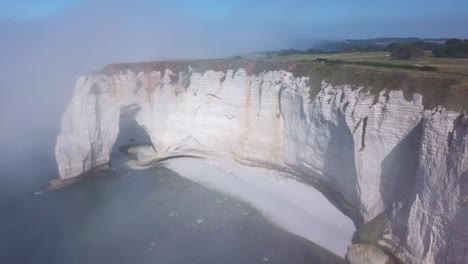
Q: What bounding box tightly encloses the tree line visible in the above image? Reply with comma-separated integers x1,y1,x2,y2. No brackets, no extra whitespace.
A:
388,39,468,59
263,38,467,60
433,39,468,58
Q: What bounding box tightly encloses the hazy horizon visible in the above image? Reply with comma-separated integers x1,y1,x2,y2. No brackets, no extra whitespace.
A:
0,0,467,183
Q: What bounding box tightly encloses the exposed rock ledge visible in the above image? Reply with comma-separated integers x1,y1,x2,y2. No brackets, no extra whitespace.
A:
55,62,468,263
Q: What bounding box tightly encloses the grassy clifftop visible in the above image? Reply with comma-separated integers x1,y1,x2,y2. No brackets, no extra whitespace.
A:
101,58,468,112
293,63,468,111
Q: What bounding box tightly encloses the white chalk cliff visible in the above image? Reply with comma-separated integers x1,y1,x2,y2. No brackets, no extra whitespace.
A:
55,62,468,263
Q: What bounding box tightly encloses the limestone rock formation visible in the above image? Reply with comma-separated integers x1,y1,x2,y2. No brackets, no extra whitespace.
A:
346,244,393,264
126,145,158,166
55,62,468,263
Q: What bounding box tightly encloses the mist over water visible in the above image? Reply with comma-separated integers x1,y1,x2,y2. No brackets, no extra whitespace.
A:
0,125,344,263
0,3,294,263
0,78,345,264
0,0,291,192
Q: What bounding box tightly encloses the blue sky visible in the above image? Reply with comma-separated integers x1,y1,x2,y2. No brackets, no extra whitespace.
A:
0,0,80,20
0,0,466,65
1,0,467,38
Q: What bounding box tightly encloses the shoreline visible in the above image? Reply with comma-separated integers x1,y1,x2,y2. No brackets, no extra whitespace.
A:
40,164,128,194
163,157,355,256
44,156,355,256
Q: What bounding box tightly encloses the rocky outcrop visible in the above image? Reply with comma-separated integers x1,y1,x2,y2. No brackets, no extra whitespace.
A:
55,62,468,263
346,244,394,264
125,145,158,166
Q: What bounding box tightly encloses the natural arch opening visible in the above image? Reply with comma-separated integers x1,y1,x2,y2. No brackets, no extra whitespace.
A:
110,105,157,168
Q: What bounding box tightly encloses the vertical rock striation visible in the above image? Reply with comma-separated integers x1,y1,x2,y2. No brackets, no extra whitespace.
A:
55,63,467,263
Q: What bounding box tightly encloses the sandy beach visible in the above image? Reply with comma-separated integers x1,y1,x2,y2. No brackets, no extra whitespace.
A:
164,157,355,256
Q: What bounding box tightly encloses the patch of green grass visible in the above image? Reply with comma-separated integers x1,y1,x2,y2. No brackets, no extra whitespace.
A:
315,58,438,71
273,51,468,76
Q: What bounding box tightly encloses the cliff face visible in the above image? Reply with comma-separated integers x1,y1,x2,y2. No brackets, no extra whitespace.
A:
55,62,468,263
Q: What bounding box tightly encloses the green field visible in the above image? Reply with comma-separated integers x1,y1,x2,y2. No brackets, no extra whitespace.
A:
267,51,468,76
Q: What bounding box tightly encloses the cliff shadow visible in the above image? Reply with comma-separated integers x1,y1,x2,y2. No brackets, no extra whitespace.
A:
378,122,421,242
379,122,421,209
445,169,468,263
110,105,154,164
321,109,362,224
